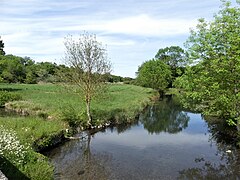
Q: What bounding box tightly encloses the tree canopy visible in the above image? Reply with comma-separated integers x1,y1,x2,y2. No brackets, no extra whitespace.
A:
136,59,172,97
155,46,185,69
155,46,186,87
175,1,240,125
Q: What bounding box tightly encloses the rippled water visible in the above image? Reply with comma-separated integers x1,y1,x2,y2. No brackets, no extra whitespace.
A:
45,97,240,179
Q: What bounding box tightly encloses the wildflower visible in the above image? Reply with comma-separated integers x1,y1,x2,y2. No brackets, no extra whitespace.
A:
0,125,29,166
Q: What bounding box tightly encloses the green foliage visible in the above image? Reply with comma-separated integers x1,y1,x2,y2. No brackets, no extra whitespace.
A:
155,46,186,68
0,55,27,83
155,46,186,87
0,36,5,56
60,105,87,128
0,55,71,84
0,90,22,106
175,1,240,125
136,59,172,94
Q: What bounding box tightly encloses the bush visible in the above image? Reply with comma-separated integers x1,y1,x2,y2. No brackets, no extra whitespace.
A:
0,91,22,107
60,105,87,128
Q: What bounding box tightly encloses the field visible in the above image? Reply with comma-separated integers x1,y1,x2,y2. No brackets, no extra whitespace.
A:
0,83,156,179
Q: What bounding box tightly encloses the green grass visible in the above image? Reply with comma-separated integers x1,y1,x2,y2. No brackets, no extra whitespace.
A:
0,116,65,145
91,84,156,123
1,83,156,123
0,83,156,179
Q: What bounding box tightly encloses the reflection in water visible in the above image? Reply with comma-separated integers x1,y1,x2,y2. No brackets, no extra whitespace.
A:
179,117,240,179
140,97,190,134
178,150,240,179
46,97,240,179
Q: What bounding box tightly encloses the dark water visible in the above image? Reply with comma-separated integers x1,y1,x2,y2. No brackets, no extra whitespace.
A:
45,98,240,180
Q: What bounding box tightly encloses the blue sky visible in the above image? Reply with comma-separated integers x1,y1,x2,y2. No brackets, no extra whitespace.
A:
0,0,237,77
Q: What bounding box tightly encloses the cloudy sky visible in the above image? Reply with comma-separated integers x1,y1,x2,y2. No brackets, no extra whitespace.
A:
0,0,237,77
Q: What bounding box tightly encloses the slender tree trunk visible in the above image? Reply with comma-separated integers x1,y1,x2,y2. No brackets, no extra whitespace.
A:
86,99,92,127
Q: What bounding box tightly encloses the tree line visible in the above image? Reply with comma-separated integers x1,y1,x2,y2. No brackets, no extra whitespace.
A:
0,47,131,85
0,54,70,84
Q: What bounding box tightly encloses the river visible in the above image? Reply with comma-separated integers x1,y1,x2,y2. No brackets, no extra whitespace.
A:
45,97,240,179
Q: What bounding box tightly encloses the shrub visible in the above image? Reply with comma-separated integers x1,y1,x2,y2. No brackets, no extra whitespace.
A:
0,91,22,107
60,105,87,128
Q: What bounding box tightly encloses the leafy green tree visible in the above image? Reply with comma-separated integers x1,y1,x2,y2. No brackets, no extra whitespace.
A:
0,55,26,83
155,46,186,87
136,59,172,97
175,1,240,125
0,36,5,56
63,32,112,126
155,46,185,68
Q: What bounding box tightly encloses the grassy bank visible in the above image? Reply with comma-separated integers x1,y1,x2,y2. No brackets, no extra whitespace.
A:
0,83,156,179
1,83,156,122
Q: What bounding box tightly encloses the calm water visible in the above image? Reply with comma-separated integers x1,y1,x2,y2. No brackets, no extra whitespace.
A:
46,98,240,180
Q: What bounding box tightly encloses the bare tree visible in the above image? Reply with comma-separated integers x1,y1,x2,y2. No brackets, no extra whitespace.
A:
63,32,112,126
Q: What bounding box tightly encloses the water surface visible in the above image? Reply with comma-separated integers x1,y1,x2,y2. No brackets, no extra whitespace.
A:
46,98,240,179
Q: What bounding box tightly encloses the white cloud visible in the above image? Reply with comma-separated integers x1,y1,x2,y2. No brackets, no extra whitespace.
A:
49,14,197,37
95,127,211,150
89,14,197,36
1,0,236,77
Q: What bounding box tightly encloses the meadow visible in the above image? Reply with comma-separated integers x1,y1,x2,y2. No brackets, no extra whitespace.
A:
0,83,156,179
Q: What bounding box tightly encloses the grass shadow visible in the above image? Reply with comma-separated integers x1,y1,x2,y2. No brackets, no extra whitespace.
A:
0,88,22,92
0,156,30,180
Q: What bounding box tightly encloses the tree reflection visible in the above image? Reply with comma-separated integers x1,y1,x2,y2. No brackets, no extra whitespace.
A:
140,97,190,134
178,150,240,179
74,132,111,180
178,117,240,179
47,131,111,180
108,120,140,134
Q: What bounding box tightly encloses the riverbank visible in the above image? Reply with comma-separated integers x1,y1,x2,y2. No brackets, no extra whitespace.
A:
0,83,156,179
